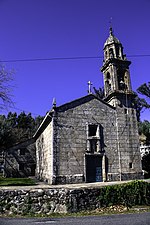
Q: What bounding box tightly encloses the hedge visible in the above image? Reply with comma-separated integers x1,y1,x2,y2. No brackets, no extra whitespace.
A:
98,180,150,208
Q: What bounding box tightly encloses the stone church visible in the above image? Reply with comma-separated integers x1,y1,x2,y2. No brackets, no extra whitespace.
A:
34,28,143,184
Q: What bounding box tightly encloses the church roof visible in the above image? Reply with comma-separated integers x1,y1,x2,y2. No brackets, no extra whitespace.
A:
56,93,114,112
104,27,121,48
34,94,115,139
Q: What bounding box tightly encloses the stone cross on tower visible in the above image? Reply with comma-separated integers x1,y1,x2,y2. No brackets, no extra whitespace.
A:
88,81,92,94
109,17,113,30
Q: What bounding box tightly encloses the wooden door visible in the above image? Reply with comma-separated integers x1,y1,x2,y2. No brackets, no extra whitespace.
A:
86,155,102,182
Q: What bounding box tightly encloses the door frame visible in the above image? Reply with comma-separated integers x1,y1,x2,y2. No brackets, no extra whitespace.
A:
85,154,105,183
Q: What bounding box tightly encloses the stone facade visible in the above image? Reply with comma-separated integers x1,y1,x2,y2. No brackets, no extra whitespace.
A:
35,28,143,184
35,95,142,184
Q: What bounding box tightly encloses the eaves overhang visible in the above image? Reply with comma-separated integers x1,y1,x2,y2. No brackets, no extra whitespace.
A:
101,58,131,72
33,110,54,139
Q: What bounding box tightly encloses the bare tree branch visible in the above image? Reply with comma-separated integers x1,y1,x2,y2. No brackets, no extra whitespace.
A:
0,64,14,110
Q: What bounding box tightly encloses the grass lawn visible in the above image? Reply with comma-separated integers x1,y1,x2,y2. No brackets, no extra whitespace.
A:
0,177,36,186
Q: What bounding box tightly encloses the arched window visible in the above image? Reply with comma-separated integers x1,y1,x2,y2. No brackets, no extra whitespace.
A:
109,48,114,58
105,80,111,93
116,46,119,58
117,69,127,90
124,71,129,90
105,51,108,60
106,72,110,80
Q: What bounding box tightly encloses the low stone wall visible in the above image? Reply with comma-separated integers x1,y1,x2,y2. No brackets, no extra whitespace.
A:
0,187,101,215
1,180,148,216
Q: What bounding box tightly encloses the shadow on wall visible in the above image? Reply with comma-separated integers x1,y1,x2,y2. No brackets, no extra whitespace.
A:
4,139,36,178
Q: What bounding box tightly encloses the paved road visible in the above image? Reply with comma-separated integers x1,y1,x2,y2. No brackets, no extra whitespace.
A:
0,212,150,225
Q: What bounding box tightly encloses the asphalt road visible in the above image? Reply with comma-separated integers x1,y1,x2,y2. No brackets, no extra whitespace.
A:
0,212,150,225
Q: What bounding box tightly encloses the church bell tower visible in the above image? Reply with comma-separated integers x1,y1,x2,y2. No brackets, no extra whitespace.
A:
101,27,134,108
101,27,143,181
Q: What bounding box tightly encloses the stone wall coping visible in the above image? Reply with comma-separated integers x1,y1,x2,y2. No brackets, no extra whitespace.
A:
0,179,149,191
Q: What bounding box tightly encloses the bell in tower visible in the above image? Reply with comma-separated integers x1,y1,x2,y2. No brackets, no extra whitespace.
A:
101,27,134,107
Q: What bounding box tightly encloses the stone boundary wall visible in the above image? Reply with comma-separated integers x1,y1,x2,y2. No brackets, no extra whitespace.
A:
0,187,101,215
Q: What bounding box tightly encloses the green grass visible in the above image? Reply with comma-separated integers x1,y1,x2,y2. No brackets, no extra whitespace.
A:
0,177,36,186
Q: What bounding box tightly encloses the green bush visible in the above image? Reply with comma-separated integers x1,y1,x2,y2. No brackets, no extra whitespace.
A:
98,181,150,208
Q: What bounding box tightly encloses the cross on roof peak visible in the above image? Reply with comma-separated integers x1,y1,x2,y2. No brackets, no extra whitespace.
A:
88,81,93,94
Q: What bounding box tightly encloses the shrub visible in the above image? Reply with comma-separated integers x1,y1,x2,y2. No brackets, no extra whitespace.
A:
98,181,150,208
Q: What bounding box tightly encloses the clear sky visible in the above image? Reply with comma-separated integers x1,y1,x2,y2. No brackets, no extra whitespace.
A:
0,0,150,120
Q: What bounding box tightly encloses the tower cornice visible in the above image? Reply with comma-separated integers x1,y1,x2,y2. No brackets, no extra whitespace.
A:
104,90,136,108
101,58,131,72
104,90,135,101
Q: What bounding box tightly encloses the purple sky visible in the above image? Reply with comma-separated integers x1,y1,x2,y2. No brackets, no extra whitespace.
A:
0,0,150,120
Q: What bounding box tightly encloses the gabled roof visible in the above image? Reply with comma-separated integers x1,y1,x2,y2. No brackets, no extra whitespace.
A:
34,93,115,139
56,93,114,112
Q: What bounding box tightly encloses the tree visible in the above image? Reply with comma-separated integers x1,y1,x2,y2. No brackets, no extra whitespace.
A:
0,115,16,151
133,92,150,122
93,87,105,99
0,64,14,110
136,82,150,120
137,82,150,98
34,115,44,131
139,120,150,144
136,82,150,177
0,112,44,151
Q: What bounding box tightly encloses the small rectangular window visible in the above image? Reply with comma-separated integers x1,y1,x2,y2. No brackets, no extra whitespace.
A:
88,124,98,137
129,162,133,169
19,148,26,155
19,163,24,171
87,124,101,153
124,108,127,114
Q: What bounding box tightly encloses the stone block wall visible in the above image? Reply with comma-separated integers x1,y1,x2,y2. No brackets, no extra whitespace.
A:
36,121,53,184
0,187,102,215
0,180,147,216
116,106,143,180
